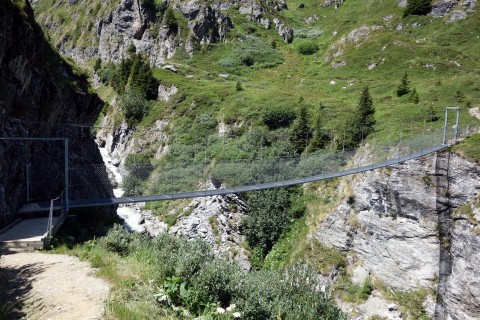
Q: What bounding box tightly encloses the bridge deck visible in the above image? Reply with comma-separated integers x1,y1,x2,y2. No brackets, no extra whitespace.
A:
0,216,65,253
17,144,447,213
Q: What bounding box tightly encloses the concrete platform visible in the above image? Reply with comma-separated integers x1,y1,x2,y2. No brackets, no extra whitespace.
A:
0,216,65,254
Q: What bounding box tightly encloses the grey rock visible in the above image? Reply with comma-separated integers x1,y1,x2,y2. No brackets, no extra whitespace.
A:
332,60,346,68
444,220,480,319
312,150,480,296
388,303,398,311
323,0,344,9
446,9,468,22
431,0,458,17
157,84,178,101
163,64,177,72
168,189,250,270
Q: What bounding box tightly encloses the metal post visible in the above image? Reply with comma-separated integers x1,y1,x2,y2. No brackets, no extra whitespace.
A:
454,108,460,144
442,108,448,145
443,107,460,145
64,139,69,213
26,163,31,201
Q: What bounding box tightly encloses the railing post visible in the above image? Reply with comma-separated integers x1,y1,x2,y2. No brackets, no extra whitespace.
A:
442,108,448,145
26,162,31,201
64,138,69,213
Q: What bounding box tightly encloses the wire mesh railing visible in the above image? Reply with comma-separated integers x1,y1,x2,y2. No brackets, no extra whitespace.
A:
59,126,452,203
9,115,478,209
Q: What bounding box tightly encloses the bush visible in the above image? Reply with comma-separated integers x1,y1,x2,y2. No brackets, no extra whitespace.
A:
189,260,243,312
297,41,319,55
241,54,255,66
163,7,177,27
403,0,432,17
101,224,134,256
262,107,296,129
120,90,150,124
244,187,295,257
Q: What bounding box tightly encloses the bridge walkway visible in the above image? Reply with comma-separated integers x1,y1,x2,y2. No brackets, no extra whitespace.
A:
0,215,66,253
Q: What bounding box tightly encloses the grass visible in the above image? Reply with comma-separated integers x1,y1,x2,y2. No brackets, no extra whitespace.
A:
374,278,430,319
453,133,480,163
335,271,374,304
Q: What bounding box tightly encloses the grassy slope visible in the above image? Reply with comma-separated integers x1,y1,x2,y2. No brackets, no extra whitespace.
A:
32,0,480,145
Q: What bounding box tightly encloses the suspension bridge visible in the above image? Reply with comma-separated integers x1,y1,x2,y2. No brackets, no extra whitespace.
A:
0,107,470,250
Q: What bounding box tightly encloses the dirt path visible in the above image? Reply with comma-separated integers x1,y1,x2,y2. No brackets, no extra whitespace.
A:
0,252,110,320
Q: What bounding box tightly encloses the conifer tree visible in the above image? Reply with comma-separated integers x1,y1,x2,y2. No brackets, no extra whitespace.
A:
306,114,329,153
290,105,310,154
409,87,419,104
397,71,411,97
358,86,375,135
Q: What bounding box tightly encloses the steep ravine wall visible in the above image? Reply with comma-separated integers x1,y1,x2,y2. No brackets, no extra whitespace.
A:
312,148,480,318
0,0,115,228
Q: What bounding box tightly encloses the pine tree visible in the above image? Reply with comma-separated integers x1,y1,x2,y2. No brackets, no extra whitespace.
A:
357,87,375,137
409,87,419,104
344,87,375,148
396,71,410,97
290,105,310,154
306,114,329,153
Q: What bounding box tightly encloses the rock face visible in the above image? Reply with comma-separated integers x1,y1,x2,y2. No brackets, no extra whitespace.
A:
169,192,251,270
431,0,476,19
0,0,115,228
445,219,480,319
35,0,293,67
312,150,480,317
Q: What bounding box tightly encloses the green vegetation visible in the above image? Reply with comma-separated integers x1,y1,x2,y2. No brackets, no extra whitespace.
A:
374,279,429,319
397,71,411,97
64,226,346,319
403,0,432,18
163,7,177,27
335,270,374,303
453,133,480,163
297,41,319,55
0,298,15,320
244,187,304,267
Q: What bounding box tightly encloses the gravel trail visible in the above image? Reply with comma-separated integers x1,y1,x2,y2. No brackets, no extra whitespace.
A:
0,252,109,320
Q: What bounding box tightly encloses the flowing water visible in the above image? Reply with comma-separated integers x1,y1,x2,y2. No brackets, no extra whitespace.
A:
98,145,145,232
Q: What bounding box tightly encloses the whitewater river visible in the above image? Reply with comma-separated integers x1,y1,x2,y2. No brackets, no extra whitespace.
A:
98,146,146,232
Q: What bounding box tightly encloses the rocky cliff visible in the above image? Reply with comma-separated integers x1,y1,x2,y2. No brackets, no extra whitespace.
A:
0,0,114,228
312,147,480,318
33,0,293,67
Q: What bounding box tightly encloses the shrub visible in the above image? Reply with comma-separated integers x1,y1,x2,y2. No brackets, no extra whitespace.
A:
241,54,255,66
403,0,432,17
93,57,102,71
262,107,296,129
244,187,295,257
101,224,134,256
297,41,319,55
163,8,177,27
189,260,243,312
236,81,243,91
120,90,150,124
409,87,419,104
